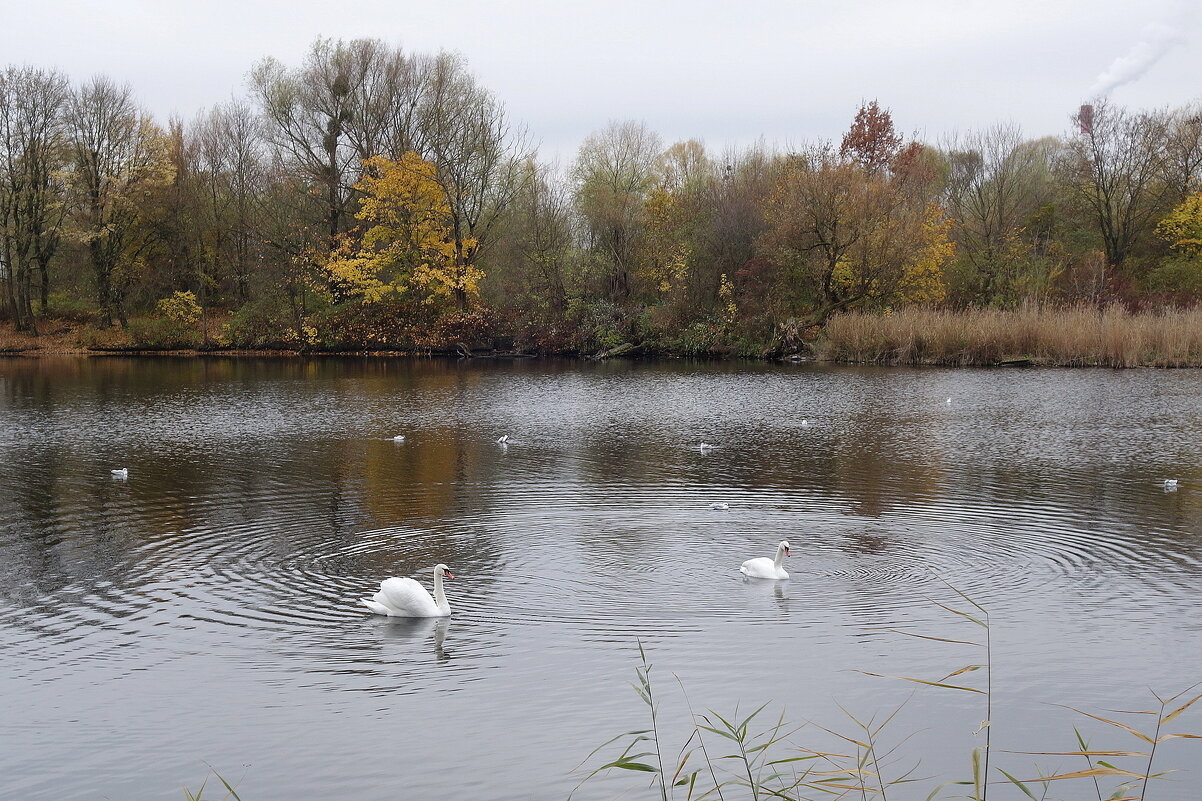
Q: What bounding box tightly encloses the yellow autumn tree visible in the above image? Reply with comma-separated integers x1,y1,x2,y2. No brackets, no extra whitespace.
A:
895,203,954,303
324,153,480,304
1148,191,1202,296
1157,192,1202,258
640,186,691,297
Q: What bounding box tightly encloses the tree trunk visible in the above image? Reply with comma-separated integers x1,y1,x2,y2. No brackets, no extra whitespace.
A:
91,239,115,329
38,256,50,314
19,261,38,335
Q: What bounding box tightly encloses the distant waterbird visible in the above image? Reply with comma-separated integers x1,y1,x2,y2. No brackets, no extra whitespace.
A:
496,434,509,445
710,502,730,510
391,434,406,442
698,442,714,452
801,419,810,428
110,467,128,479
1164,479,1179,490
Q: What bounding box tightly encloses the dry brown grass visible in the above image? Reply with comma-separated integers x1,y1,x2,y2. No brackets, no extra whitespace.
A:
0,320,108,354
819,305,1202,367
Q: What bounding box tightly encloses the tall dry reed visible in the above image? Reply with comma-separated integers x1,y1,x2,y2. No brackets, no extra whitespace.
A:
818,305,1202,367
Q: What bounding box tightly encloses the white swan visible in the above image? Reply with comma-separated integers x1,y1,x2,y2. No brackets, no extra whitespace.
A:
110,467,128,479
362,564,454,617
801,420,810,428
1164,479,1179,489
710,502,730,510
496,434,509,444
740,540,791,580
698,442,714,452
391,434,406,442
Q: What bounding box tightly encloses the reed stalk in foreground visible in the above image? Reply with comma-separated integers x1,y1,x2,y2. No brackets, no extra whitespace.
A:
183,767,243,801
573,585,1200,801
818,305,1202,367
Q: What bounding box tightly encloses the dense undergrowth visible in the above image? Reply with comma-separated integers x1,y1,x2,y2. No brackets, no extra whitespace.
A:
11,297,1202,368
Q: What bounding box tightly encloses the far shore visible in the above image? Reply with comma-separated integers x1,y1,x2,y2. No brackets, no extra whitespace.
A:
7,304,1202,368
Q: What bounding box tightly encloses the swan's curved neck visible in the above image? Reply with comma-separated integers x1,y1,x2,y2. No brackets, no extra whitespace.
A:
773,545,786,569
433,570,447,608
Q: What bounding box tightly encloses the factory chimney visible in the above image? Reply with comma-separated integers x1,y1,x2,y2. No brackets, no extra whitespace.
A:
1078,104,1094,135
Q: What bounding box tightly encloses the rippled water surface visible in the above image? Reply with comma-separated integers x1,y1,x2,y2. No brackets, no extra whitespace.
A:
2,357,1201,800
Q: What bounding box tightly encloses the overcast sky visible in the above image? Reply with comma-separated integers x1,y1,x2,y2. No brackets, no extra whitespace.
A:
2,0,1199,161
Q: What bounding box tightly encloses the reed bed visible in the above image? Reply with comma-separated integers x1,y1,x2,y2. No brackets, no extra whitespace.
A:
818,305,1202,367
577,587,1201,801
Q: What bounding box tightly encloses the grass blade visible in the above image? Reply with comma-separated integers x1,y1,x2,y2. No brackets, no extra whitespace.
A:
859,671,985,694
997,768,1038,801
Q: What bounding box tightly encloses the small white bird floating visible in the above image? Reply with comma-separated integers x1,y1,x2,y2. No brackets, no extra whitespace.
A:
1164,479,1179,490
801,419,810,428
110,468,128,479
698,442,714,452
362,564,454,617
710,502,730,510
740,540,791,580
391,434,406,442
945,397,953,405
496,434,509,445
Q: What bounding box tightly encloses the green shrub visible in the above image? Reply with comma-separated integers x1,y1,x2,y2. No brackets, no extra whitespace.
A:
44,292,98,323
127,317,198,349
222,298,300,349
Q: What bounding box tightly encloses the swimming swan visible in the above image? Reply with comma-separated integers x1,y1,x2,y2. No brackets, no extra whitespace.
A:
740,540,791,580
496,434,509,444
110,468,128,479
362,564,454,617
391,434,406,442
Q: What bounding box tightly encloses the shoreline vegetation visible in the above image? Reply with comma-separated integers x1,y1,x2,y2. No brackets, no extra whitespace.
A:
8,305,1202,368
4,39,1202,370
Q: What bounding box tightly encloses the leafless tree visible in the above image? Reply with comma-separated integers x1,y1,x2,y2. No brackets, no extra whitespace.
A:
486,159,574,319
66,75,171,328
572,120,662,303
1161,103,1202,201
943,124,1055,302
0,65,70,332
251,39,368,250
411,54,533,308
1060,100,1172,271
190,100,267,303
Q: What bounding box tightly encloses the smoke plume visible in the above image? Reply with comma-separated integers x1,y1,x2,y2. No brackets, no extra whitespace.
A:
1088,1,1194,98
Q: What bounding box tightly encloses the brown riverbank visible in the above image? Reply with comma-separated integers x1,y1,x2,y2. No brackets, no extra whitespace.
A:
8,306,1202,367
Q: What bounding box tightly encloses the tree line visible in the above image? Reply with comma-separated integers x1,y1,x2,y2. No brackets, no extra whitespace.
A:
2,38,1201,354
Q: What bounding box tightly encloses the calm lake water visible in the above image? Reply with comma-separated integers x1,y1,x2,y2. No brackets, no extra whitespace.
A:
1,356,1201,801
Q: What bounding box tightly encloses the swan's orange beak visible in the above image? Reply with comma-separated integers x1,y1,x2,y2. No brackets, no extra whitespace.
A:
784,548,791,557
443,571,455,580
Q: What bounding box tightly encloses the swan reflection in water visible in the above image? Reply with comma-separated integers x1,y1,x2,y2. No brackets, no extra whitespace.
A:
372,615,452,662
739,574,790,607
